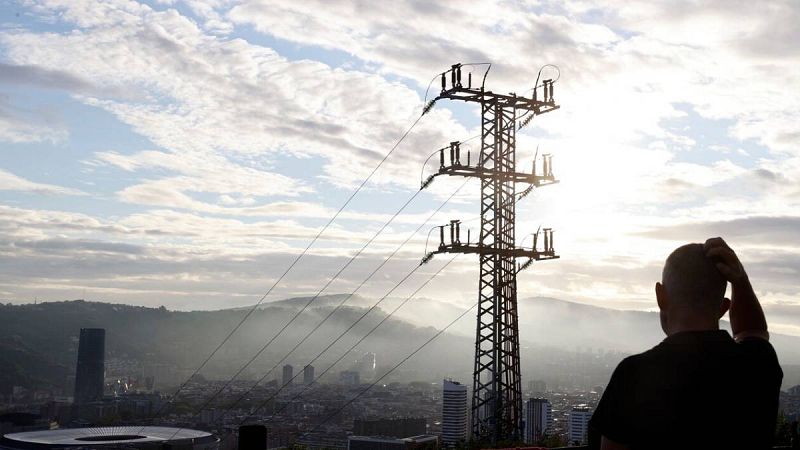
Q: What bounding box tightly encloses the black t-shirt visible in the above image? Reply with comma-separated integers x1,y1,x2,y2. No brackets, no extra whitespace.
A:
589,330,783,450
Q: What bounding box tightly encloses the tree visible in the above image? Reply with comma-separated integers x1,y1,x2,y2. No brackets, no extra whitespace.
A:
775,410,792,446
538,432,565,448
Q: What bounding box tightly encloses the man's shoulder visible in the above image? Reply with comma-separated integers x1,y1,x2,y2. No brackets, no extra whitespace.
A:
623,340,671,364
610,353,646,377
639,330,736,358
610,339,688,375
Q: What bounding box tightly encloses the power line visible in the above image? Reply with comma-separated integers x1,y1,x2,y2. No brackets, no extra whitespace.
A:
305,291,477,434
164,190,426,439
236,258,434,425
162,161,469,441
144,112,428,427
206,178,470,426
241,254,461,426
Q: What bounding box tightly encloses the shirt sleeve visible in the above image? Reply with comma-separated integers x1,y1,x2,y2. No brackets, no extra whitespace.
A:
589,357,633,447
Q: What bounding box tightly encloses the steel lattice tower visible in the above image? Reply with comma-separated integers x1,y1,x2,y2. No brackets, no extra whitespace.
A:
423,63,560,445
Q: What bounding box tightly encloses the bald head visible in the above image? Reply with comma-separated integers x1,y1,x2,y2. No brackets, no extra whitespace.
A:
662,243,727,314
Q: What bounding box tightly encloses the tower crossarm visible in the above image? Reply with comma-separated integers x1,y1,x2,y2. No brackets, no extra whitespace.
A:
422,220,559,264
421,140,559,190
432,243,559,260
437,87,560,114
435,165,557,186
433,63,560,114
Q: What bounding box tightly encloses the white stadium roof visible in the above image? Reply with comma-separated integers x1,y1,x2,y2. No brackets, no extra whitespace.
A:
1,426,218,448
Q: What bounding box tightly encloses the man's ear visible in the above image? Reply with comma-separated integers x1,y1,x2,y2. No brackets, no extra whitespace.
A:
655,282,667,311
719,297,731,319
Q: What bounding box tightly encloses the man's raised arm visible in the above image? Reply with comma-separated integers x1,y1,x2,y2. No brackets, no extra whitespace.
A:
704,237,768,341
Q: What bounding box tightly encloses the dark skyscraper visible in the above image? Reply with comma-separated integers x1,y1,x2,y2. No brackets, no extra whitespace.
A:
73,328,105,404
303,364,314,385
282,364,293,387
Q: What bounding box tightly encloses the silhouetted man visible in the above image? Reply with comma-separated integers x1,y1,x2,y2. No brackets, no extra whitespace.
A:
589,237,783,450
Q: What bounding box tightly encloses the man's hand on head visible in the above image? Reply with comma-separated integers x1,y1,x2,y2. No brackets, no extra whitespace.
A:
703,237,748,286
704,236,769,340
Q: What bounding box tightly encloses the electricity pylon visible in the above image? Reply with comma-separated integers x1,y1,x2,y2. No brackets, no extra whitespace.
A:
422,63,560,445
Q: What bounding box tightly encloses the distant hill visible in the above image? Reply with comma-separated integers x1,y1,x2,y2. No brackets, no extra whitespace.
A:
0,297,471,394
1,295,798,395
229,293,372,311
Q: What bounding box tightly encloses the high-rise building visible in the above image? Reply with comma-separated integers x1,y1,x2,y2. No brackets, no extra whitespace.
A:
568,405,592,445
282,364,293,387
74,328,105,404
441,379,467,448
524,397,553,444
303,365,315,385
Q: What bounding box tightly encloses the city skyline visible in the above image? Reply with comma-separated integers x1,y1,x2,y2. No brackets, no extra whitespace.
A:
1,300,797,447
0,1,799,339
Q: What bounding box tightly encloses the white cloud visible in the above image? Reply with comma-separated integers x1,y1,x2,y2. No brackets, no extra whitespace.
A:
0,169,85,196
93,149,312,206
0,0,798,330
2,0,472,205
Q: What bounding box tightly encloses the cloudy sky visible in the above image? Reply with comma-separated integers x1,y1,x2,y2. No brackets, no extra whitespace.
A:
1,0,798,335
